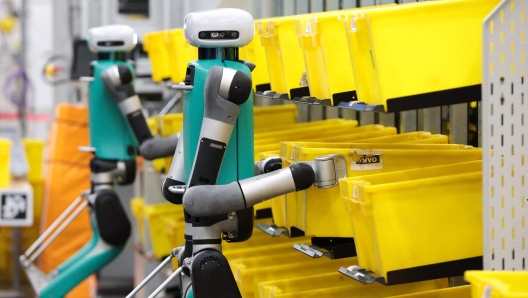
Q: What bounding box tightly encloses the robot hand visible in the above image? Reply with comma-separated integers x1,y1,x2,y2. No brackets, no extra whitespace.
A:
183,162,315,217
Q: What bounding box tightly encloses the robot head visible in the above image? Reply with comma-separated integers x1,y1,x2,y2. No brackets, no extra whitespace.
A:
184,8,254,48
87,25,137,53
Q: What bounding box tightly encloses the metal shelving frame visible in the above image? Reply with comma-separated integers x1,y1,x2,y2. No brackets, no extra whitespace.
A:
482,0,527,271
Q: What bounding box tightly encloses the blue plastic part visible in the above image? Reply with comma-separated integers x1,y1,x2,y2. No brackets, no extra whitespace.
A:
183,60,255,184
89,60,137,161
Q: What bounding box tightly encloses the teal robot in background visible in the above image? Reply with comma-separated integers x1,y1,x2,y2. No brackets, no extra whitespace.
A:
20,24,177,298
88,25,139,165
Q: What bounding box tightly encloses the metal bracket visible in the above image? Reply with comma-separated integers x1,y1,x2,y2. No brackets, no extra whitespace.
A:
291,97,331,106
338,265,383,284
312,154,348,189
256,223,289,237
293,237,356,259
182,256,194,269
18,261,53,295
255,90,289,100
337,101,385,112
293,243,327,258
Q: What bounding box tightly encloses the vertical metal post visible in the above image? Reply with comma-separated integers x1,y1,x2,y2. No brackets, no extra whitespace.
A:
12,228,21,292
18,0,27,138
324,0,340,10
341,109,358,121
261,0,277,18
310,0,324,12
143,162,167,205
477,101,482,147
399,110,417,133
359,112,375,125
449,103,468,144
325,107,340,119
309,106,325,121
297,105,310,123
295,0,309,13
283,0,295,16
12,0,28,293
378,113,395,127
418,107,442,134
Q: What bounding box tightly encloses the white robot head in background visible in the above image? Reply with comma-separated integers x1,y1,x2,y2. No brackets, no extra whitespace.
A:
87,24,137,53
184,8,254,48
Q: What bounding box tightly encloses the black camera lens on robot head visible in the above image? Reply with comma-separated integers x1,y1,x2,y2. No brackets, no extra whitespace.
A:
198,31,239,40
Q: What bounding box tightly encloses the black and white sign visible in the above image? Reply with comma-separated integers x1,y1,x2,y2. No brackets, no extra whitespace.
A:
0,185,33,227
350,150,384,171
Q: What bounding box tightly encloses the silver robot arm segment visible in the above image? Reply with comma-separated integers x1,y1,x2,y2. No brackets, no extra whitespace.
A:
187,65,251,188
162,131,186,204
101,64,178,160
184,154,348,217
139,135,179,161
162,66,252,204
183,162,315,217
255,154,348,187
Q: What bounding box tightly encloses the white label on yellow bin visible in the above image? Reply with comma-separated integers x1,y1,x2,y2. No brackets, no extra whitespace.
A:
290,148,295,160
353,186,359,199
350,150,383,170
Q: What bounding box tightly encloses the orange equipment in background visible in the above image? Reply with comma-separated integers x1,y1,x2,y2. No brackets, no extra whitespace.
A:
39,103,97,298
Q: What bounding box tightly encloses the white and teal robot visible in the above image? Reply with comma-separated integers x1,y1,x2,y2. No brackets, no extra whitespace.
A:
130,8,346,298
20,24,177,298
